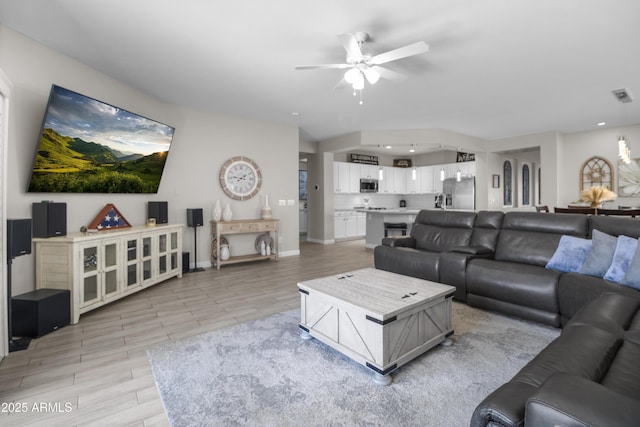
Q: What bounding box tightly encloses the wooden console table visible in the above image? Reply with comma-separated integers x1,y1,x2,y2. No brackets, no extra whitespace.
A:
210,218,279,269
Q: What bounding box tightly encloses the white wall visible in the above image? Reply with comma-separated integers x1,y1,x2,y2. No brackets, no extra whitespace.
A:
0,26,300,295
562,125,640,207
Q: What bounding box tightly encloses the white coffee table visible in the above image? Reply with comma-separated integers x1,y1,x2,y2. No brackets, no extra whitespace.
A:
298,268,455,385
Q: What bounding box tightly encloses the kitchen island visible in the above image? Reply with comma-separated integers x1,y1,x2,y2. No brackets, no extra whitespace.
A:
356,209,422,249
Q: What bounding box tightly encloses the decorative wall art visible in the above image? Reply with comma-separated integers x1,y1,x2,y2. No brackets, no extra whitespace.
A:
580,156,613,192
618,158,640,196
88,204,131,230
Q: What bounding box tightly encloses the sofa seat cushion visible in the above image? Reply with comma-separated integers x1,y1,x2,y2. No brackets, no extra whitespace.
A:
467,259,561,313
373,245,439,282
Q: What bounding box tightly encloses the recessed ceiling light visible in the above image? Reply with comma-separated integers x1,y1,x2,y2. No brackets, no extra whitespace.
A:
597,122,606,126
409,148,415,153
385,145,392,149
290,112,300,116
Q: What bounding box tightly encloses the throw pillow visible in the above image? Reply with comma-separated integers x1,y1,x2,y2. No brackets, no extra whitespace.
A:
545,235,592,273
622,240,640,290
578,230,618,277
603,235,638,282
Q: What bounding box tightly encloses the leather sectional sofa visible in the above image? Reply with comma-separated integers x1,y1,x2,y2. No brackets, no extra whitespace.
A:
373,210,640,426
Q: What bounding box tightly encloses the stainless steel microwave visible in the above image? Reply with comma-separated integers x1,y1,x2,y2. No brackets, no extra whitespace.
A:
360,178,378,193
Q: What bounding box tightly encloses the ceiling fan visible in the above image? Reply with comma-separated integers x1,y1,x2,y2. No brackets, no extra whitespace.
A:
295,32,429,93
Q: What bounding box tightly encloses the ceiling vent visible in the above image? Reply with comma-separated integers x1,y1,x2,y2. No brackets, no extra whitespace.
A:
612,88,633,103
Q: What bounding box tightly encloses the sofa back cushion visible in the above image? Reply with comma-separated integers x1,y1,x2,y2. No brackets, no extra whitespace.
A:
590,215,640,238
495,212,589,266
411,210,476,252
470,211,505,251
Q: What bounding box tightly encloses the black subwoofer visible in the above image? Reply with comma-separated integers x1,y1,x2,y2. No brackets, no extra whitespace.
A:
11,289,70,338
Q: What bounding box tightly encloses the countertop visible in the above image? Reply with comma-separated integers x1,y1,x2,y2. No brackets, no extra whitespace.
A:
355,208,422,214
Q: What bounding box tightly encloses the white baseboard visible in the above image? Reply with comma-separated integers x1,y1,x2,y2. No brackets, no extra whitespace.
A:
305,237,336,245
279,249,301,257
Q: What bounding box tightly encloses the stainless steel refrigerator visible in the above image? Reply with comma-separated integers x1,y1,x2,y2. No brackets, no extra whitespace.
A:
443,177,475,210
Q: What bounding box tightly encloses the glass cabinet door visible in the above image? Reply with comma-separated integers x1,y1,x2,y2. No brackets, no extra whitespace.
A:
82,245,100,306
126,238,139,288
103,242,119,297
141,235,154,284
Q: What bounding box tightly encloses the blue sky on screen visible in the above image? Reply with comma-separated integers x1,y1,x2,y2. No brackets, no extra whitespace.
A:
44,85,174,156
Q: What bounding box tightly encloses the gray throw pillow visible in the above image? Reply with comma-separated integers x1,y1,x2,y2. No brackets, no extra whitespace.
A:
578,229,618,278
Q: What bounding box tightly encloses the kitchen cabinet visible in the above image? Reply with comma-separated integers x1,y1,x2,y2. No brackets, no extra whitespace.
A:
334,211,363,240
357,212,366,236
379,166,395,193
299,209,307,233
393,168,407,194
406,167,421,193
34,224,183,324
334,161,361,193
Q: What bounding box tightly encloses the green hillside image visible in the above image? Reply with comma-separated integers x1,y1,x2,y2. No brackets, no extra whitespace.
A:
28,128,168,193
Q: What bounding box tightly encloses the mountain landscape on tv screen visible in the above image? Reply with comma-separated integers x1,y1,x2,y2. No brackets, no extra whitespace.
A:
28,128,168,193
28,85,174,193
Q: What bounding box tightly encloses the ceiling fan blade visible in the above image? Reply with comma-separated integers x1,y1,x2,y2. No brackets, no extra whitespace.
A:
295,64,350,70
371,41,429,65
337,32,363,59
374,66,405,81
333,78,351,91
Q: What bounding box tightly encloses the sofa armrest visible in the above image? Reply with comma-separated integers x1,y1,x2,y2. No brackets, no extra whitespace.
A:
381,236,416,248
449,245,493,256
526,372,640,427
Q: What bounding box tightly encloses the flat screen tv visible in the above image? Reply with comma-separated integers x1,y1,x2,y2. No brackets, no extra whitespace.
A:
27,85,175,193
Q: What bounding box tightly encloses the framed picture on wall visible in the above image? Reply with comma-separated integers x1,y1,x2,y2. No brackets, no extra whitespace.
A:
492,174,500,188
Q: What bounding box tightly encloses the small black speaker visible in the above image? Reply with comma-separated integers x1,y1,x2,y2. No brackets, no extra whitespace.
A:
148,201,168,224
186,208,203,227
32,202,67,237
7,219,32,258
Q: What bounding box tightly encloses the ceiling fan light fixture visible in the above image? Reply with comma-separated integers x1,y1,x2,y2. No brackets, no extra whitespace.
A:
344,68,359,84
363,67,380,85
352,72,365,90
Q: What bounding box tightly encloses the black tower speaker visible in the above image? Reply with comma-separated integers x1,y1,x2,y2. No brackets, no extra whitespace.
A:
7,219,32,258
186,208,204,272
186,208,203,227
6,218,33,352
32,202,67,238
148,201,168,224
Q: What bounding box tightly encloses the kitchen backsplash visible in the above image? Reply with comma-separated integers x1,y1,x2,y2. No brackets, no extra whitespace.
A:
334,193,437,210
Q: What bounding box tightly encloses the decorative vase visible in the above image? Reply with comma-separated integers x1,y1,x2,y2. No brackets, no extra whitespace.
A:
261,194,273,219
266,243,271,256
260,240,266,256
220,244,230,261
223,202,233,221
212,200,222,221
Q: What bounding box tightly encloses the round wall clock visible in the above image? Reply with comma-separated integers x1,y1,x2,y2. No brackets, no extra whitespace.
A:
219,156,262,200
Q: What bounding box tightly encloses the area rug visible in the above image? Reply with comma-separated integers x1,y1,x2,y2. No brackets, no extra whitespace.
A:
147,303,559,427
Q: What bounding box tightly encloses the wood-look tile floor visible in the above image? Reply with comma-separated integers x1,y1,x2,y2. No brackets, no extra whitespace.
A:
0,240,374,426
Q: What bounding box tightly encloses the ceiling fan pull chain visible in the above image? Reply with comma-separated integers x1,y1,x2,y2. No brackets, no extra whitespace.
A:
359,90,364,105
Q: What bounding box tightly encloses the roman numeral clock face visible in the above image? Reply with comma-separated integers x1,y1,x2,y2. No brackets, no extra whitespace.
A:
219,157,262,200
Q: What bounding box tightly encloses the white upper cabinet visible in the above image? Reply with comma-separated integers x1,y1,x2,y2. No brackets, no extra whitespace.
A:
333,160,475,194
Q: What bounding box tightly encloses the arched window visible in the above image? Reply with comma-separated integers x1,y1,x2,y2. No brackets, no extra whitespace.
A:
538,166,541,204
503,161,512,206
522,164,530,205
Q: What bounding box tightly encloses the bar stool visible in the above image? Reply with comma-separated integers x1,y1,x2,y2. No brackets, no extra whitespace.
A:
384,222,407,237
